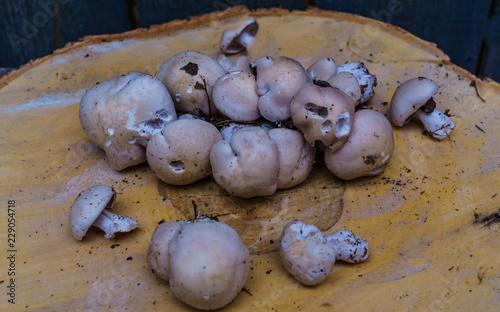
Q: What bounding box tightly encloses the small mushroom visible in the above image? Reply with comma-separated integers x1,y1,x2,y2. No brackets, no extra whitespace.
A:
390,77,455,140
147,221,187,281
147,119,222,185
290,83,355,151
215,54,251,73
267,128,317,189
69,185,139,240
324,230,369,263
210,126,279,198
279,220,336,286
324,109,394,180
307,57,337,82
157,51,225,117
253,56,311,122
328,72,362,105
212,70,261,121
79,72,177,171
148,217,250,310
337,62,376,103
220,18,259,54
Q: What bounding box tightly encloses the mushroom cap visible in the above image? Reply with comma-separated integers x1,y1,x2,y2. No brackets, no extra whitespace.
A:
210,126,279,198
216,54,251,73
267,128,317,189
328,72,362,105
324,109,394,180
279,220,336,286
147,221,186,281
212,71,261,121
168,219,250,310
337,62,376,103
157,51,225,117
290,83,355,151
69,185,116,240
220,18,259,54
147,119,222,185
307,57,337,81
390,77,439,127
254,56,311,122
79,72,177,171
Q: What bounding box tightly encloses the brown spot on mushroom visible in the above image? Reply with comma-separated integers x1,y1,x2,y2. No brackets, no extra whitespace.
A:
420,97,437,113
180,62,199,76
363,155,379,165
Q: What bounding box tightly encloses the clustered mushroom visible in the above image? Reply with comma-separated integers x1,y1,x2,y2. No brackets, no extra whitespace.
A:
279,220,369,285
147,217,250,310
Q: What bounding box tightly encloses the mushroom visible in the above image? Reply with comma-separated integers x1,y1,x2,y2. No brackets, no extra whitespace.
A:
279,220,370,286
279,220,336,286
390,77,455,140
328,72,362,105
324,109,394,180
267,128,317,189
210,126,279,198
337,62,377,103
79,72,177,171
216,54,251,73
148,217,250,310
147,221,186,281
212,70,260,121
307,57,337,82
290,83,355,152
157,51,225,117
324,230,369,263
69,185,139,240
147,119,222,185
220,18,259,54
253,56,311,122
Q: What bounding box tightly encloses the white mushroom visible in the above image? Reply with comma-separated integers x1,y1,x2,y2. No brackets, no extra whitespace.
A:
324,230,369,263
147,119,222,185
307,57,337,81
69,185,139,240
328,72,362,105
157,51,225,117
148,218,250,310
253,56,311,122
210,126,279,198
79,72,177,170
324,109,394,180
337,62,376,103
390,77,455,140
279,220,336,286
220,18,259,54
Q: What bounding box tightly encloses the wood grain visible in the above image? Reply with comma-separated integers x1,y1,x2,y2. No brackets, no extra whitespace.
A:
1,6,499,311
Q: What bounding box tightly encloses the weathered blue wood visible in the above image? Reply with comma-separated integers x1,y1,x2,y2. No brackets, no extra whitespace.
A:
315,0,492,76
0,0,132,68
479,0,500,81
136,0,306,28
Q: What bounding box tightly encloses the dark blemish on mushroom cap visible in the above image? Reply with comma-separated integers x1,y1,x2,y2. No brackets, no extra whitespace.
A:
363,155,379,165
180,62,199,76
313,80,332,88
194,81,205,90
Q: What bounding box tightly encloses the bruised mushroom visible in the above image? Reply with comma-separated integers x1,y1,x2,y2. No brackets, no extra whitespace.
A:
210,126,279,198
324,109,394,180
69,185,139,240
390,77,455,140
157,51,225,117
148,217,250,310
279,220,370,286
290,83,355,152
307,57,337,82
212,70,260,121
79,72,177,170
220,18,259,54
253,56,311,122
267,128,316,189
147,119,222,185
337,62,376,103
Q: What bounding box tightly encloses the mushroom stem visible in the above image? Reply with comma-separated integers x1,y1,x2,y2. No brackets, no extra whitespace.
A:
415,108,455,140
324,230,369,263
92,209,139,239
238,31,254,48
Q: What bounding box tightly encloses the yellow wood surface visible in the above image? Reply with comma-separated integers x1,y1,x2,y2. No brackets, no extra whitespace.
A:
1,6,500,311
